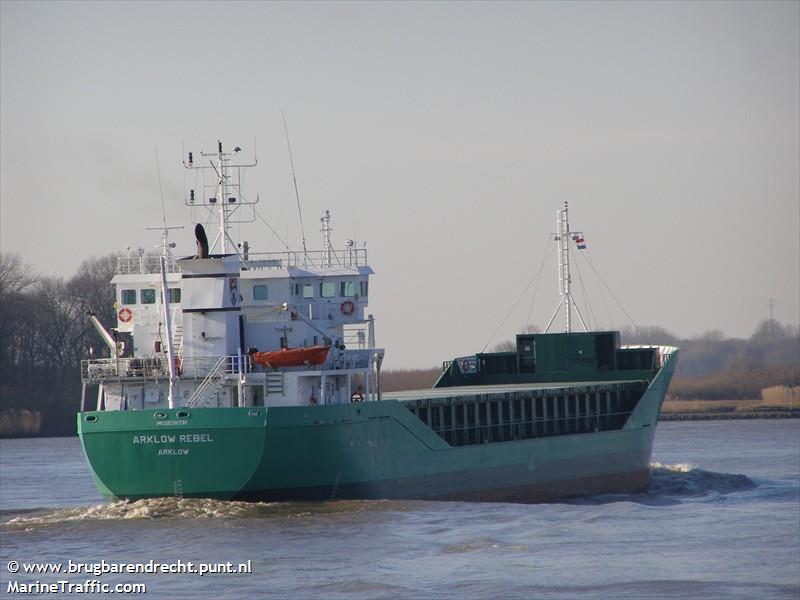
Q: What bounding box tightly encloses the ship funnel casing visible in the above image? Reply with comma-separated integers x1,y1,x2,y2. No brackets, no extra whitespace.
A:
179,255,242,364
195,224,210,259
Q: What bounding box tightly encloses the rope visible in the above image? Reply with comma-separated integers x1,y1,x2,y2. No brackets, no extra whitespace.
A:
481,238,552,353
254,208,291,251
575,247,614,329
581,250,638,330
572,253,598,330
526,241,554,327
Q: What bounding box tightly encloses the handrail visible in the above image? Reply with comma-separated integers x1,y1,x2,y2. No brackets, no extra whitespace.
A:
81,354,250,383
116,254,179,275
245,248,367,269
186,356,227,407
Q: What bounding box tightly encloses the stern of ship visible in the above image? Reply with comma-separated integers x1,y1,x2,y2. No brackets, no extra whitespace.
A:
77,407,266,501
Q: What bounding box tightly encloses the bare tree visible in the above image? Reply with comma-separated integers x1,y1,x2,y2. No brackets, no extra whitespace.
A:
492,324,541,352
0,253,34,296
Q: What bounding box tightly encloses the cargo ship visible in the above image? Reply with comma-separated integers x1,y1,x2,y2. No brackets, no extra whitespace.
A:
77,140,678,503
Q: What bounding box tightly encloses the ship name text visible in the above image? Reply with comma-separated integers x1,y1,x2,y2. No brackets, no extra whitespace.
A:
132,433,215,445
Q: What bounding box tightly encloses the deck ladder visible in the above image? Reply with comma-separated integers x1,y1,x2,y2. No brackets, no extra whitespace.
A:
172,323,183,362
186,357,227,408
266,372,285,396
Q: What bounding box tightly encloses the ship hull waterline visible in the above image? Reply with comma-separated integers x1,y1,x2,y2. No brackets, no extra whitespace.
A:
78,394,665,503
78,352,675,503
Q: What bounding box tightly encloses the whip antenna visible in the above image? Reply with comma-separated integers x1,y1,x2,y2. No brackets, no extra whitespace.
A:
155,147,167,229
282,110,309,260
148,147,183,263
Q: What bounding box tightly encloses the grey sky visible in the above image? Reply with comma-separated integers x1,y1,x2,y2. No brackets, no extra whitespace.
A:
1,1,798,368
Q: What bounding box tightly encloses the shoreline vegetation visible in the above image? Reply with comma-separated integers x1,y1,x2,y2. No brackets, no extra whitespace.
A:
1,252,798,437
659,386,800,421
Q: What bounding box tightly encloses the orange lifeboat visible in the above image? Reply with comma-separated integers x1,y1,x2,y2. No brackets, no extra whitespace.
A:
250,345,329,369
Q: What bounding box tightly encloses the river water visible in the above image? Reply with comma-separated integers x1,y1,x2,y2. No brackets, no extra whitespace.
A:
1,420,798,599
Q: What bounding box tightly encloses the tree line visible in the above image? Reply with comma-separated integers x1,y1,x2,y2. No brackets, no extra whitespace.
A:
616,322,799,399
0,253,117,435
480,320,799,400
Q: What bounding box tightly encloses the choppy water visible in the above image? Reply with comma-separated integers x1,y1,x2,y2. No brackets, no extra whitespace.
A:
1,420,798,599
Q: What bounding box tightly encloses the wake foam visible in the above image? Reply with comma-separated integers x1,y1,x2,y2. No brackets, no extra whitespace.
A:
1,465,763,526
648,462,756,497
1,497,406,529
2,498,259,528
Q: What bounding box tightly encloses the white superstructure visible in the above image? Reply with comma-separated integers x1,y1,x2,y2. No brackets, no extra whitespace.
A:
81,140,384,412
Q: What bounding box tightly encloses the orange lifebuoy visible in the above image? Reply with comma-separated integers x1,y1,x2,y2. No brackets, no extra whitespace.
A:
340,300,355,316
118,307,133,323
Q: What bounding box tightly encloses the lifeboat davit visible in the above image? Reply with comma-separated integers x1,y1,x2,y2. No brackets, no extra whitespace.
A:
250,345,329,369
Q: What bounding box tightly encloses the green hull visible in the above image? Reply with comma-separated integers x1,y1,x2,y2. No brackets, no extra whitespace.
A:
77,351,676,503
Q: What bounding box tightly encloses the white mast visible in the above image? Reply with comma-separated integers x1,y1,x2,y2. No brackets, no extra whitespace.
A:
216,141,228,254
145,224,183,269
159,256,178,408
321,210,333,267
544,202,589,333
184,140,258,260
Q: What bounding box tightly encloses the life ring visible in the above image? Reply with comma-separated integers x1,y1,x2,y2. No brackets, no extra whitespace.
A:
340,300,355,316
118,307,133,323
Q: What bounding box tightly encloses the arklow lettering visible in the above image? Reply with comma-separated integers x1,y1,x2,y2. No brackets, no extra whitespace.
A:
132,433,214,445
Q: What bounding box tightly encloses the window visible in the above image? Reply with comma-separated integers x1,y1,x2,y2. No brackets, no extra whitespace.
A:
302,284,314,299
360,281,369,297
290,283,300,296
253,284,268,301
140,289,156,304
339,281,355,297
121,289,136,305
168,288,181,303
320,282,335,298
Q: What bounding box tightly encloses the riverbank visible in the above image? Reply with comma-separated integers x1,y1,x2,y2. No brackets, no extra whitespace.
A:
0,409,43,437
660,387,799,421
660,410,800,421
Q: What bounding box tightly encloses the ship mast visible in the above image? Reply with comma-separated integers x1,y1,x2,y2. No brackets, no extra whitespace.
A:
320,210,334,267
544,202,589,333
183,140,258,259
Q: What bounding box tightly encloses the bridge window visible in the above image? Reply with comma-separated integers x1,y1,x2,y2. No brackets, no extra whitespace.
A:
253,284,268,301
320,282,335,298
302,284,314,299
360,281,369,297
168,288,181,303
140,289,156,304
121,289,136,305
339,281,355,297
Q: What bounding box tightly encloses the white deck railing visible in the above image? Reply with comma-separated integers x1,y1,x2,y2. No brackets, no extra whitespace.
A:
81,354,250,383
245,248,367,269
116,254,180,275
